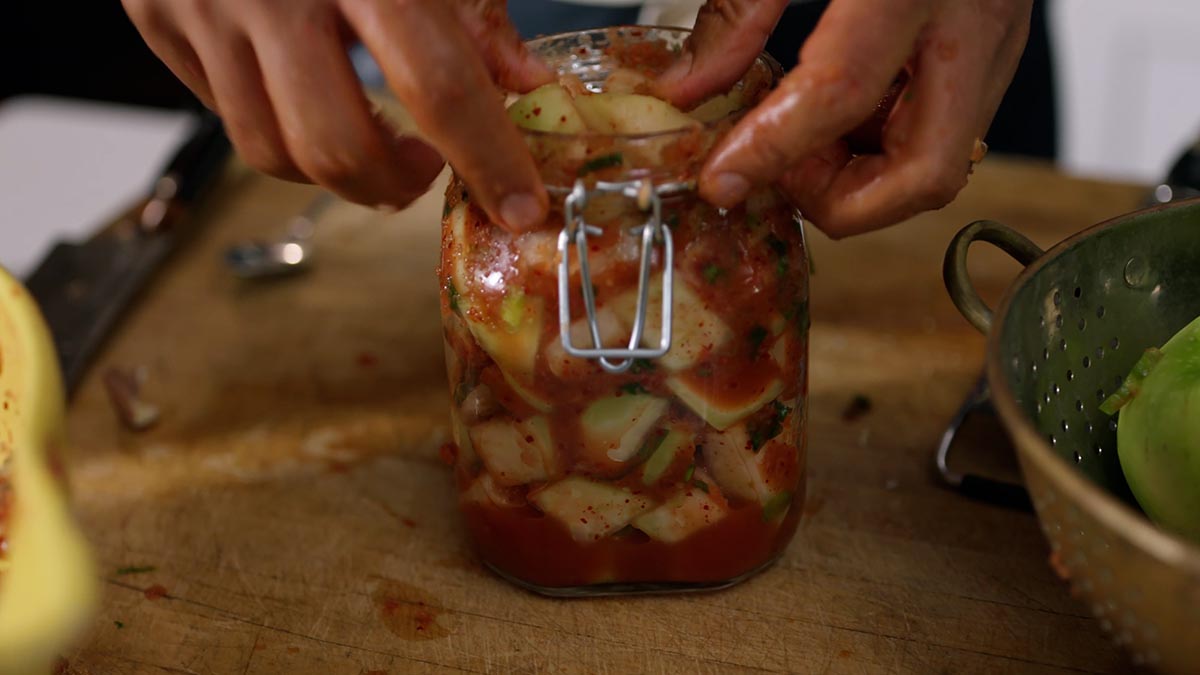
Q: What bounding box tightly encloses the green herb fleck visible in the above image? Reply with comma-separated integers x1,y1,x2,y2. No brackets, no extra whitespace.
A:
748,400,792,451
903,89,915,103
1100,347,1165,415
578,153,624,176
447,281,460,313
630,359,656,374
619,382,649,396
114,620,125,629
695,363,714,378
767,235,789,278
115,565,156,576
762,491,792,521
748,325,769,354
442,201,452,218
703,263,724,285
666,212,680,228
682,464,695,483
692,479,710,493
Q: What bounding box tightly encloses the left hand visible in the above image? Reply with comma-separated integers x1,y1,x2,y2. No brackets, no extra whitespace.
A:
656,0,1033,239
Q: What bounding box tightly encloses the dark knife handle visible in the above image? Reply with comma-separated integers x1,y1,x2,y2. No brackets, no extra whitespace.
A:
166,110,232,205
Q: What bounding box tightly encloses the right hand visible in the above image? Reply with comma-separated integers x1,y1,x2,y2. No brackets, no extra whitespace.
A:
122,0,554,231
656,0,1031,239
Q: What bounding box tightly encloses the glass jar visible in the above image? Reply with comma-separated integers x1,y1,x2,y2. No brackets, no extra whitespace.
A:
438,26,809,596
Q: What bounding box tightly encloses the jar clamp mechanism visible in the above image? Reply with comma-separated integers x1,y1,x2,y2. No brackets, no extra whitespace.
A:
556,178,688,374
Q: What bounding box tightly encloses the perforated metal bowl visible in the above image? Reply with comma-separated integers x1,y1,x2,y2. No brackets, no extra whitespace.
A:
944,197,1200,674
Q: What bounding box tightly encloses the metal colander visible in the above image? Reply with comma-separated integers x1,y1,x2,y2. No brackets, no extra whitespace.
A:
943,196,1200,674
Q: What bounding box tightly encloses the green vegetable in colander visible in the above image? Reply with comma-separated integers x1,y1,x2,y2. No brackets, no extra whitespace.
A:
1102,313,1200,542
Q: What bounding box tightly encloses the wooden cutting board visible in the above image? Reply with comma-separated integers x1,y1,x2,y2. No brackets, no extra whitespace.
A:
54,146,1147,674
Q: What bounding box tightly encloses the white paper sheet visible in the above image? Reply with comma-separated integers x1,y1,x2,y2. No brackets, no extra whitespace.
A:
0,95,197,279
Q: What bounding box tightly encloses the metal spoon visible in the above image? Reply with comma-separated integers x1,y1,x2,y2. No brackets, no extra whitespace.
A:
224,192,334,279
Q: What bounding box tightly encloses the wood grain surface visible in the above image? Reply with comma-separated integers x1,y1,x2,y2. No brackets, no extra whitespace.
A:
53,148,1149,674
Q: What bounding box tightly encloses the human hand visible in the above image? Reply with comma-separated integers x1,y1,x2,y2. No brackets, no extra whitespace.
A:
121,0,554,231
657,0,1033,238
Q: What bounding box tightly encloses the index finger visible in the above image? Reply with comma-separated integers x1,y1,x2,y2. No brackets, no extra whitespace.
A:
344,0,547,232
699,0,932,207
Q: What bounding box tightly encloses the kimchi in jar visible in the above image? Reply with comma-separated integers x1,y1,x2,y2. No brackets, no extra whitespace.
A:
439,27,809,596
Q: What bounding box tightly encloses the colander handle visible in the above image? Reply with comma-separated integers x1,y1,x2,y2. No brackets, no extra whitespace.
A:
943,220,1045,333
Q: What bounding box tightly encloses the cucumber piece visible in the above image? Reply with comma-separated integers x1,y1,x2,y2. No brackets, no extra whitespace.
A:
686,91,744,123
450,407,474,458
446,203,472,312
769,333,789,368
640,427,694,486
500,369,553,413
580,394,669,462
500,288,527,331
633,482,728,543
761,490,792,522
667,376,783,431
507,83,588,133
573,93,699,134
461,473,526,509
604,67,653,95
464,293,544,378
702,423,795,504
545,306,626,380
468,416,556,486
532,476,654,542
768,312,787,337
610,278,732,372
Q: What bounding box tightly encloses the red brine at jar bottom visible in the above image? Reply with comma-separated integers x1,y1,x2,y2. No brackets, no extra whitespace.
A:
460,479,806,591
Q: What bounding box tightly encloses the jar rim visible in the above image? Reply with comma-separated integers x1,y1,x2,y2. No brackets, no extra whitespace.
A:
516,25,784,142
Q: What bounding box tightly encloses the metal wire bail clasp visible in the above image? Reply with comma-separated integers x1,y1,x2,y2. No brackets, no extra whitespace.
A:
556,178,675,374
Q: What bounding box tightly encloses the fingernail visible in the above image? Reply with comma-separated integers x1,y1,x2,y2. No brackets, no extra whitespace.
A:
709,172,750,206
500,192,544,231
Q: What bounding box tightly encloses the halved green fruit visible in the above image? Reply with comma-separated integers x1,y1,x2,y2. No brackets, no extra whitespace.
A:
1107,314,1200,542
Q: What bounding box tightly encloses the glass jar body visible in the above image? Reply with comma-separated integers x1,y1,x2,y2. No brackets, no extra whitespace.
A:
437,27,809,596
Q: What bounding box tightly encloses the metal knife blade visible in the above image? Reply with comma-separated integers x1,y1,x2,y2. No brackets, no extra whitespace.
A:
24,109,231,395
